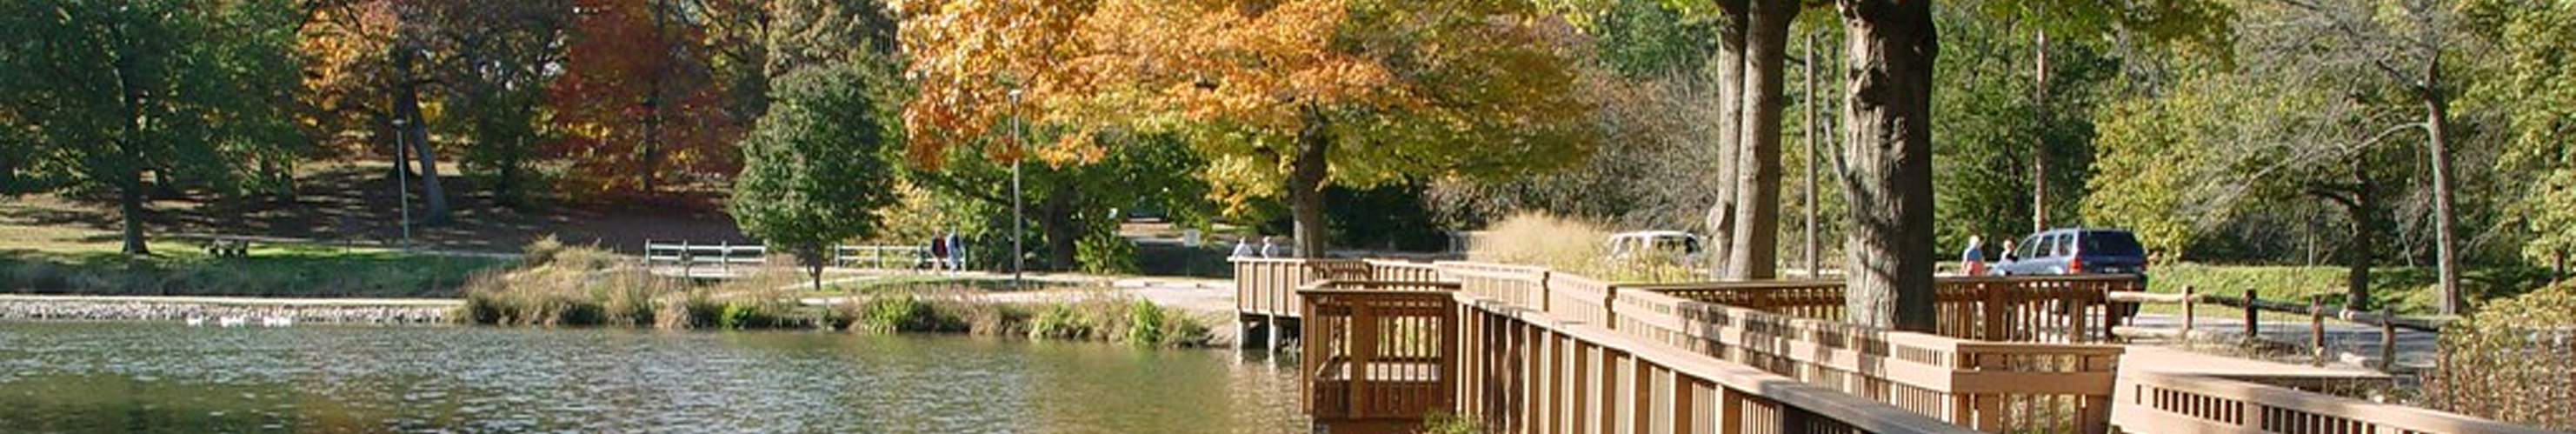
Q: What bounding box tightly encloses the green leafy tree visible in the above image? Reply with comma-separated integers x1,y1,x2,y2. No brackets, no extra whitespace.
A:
729,60,902,289
1929,3,2118,250
0,0,309,255
2463,0,2576,273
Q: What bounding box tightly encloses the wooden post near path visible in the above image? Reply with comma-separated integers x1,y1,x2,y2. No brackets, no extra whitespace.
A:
2309,295,2326,366
2380,305,2398,372
2180,285,2196,340
2243,290,2259,346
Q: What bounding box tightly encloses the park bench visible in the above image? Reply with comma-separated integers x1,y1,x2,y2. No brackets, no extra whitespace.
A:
206,237,252,257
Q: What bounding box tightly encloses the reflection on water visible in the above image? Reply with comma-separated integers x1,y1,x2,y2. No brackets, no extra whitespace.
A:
0,322,1308,433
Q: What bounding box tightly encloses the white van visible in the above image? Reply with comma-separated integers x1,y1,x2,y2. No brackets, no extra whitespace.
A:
1607,230,1704,265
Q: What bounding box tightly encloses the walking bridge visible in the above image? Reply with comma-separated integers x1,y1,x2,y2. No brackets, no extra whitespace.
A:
1234,258,2555,434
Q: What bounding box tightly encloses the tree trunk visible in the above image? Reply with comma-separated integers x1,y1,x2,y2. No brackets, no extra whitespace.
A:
2344,156,2377,309
1706,1,1748,277
642,93,662,196
2419,64,2461,314
392,44,449,225
1288,110,1333,258
119,170,150,256
2030,26,2050,233
809,251,825,292
1803,27,1821,277
1041,185,1081,270
1835,0,1939,332
1729,0,1798,279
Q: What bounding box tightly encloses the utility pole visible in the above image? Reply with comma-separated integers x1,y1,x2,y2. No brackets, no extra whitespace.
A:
392,117,413,247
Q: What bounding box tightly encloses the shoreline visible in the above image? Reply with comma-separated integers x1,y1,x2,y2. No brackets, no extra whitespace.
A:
0,294,454,324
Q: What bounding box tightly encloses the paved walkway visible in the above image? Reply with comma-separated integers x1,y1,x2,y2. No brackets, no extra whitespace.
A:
2120,312,2440,371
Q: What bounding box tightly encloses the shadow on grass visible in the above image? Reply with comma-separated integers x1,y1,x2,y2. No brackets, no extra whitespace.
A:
0,243,516,297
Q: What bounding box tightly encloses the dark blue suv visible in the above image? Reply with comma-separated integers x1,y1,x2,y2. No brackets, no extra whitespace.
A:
1989,228,2148,277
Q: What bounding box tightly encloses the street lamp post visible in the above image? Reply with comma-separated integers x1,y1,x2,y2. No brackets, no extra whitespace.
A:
1008,90,1025,288
391,117,413,247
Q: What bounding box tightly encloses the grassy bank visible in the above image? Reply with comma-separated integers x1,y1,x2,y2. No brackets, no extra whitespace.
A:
0,233,512,298
0,203,516,297
2145,263,2559,314
458,240,1211,347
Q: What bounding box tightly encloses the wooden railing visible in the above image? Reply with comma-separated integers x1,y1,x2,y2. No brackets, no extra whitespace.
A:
2112,370,2559,434
1304,278,1978,434
1301,282,1461,428
1612,289,2122,432
1264,258,2556,433
1448,269,2127,432
1640,275,2144,343
1452,295,1979,434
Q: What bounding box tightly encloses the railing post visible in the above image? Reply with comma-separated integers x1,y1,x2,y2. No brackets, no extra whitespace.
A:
2380,306,2398,372
681,240,693,278
2180,285,2196,341
2067,291,2087,343
2243,290,2259,345
2310,295,2326,366
1982,280,2007,341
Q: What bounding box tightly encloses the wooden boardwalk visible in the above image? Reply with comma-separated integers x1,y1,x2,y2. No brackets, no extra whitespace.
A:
1237,258,2558,434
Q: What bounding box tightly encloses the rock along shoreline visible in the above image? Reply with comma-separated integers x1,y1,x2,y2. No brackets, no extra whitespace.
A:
0,295,456,324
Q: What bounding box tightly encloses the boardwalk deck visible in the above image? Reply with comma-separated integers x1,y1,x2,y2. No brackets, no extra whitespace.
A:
1243,257,2554,434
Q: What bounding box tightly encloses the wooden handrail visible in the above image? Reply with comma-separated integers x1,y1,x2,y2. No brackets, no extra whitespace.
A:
1460,297,1983,434
2114,370,2560,434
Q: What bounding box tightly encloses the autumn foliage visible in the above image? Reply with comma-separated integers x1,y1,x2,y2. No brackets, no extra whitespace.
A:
549,0,743,197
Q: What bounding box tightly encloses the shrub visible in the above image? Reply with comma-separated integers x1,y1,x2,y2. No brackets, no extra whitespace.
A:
1077,229,1141,275
1421,411,1483,434
2426,281,2576,430
1027,304,1092,340
1124,299,1167,344
854,296,963,333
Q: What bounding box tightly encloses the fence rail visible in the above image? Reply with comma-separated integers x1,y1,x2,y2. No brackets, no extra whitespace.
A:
642,240,768,277
2113,370,2559,434
832,244,937,269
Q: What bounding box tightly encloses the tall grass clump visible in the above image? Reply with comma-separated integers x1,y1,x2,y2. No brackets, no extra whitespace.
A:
1470,213,1608,269
461,237,688,327
846,295,967,333
2426,281,2575,430
1469,213,1696,282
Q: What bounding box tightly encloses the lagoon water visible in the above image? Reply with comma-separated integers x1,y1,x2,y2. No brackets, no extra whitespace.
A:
0,322,1308,433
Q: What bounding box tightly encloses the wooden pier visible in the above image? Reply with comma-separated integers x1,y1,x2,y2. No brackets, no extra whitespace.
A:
1236,258,2556,434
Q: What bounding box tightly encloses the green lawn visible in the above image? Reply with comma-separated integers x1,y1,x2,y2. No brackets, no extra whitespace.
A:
0,219,515,297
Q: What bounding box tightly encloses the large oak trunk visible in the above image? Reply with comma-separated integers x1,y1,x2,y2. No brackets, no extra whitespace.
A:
1835,0,1939,331
1705,1,1748,276
1289,111,1333,258
119,171,149,256
1728,0,1798,279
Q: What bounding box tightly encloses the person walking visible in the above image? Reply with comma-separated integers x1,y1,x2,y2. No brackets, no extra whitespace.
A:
1960,235,1987,276
944,230,966,270
929,234,952,271
1231,237,1255,258
1259,236,1280,258
1999,238,2020,264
